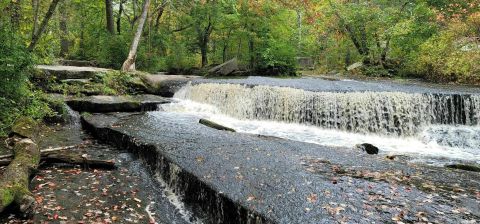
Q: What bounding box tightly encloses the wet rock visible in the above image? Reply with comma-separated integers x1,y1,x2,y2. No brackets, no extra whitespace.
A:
355,143,379,155
199,119,236,132
142,74,200,97
82,112,480,224
445,164,480,172
66,95,169,113
207,58,239,76
36,65,110,80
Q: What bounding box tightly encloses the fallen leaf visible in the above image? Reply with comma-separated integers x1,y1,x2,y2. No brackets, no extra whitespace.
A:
307,193,318,203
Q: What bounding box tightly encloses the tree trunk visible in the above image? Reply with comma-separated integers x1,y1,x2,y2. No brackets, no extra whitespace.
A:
197,17,213,68
117,0,124,34
32,0,40,38
0,139,40,217
59,0,69,57
248,38,255,69
201,43,208,68
9,0,21,29
154,5,165,29
122,0,151,71
105,0,115,34
28,0,62,51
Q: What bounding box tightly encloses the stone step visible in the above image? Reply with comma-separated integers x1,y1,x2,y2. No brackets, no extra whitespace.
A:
66,95,169,113
36,65,110,80
60,79,91,85
57,59,98,67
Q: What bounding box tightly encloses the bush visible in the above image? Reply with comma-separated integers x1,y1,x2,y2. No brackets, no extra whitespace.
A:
97,34,129,69
0,22,51,136
255,39,298,76
416,18,480,84
164,43,197,74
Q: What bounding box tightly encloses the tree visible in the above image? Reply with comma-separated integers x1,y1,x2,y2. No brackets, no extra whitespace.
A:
28,0,62,51
59,0,69,57
122,0,151,71
105,0,115,34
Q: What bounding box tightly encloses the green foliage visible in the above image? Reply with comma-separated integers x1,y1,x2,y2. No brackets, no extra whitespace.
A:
416,17,480,83
256,38,298,76
96,34,129,69
0,21,51,136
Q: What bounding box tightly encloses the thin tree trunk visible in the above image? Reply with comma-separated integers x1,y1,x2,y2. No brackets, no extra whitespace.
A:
122,0,151,71
197,17,213,68
117,0,124,34
249,38,255,69
28,0,62,51
200,43,208,67
59,0,69,57
154,6,165,29
105,0,115,34
32,0,40,37
9,0,21,29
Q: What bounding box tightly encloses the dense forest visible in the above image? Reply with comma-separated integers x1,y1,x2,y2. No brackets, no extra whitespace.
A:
1,0,480,135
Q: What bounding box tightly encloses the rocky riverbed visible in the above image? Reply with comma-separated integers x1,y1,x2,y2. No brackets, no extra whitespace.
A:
0,115,198,224
82,111,480,223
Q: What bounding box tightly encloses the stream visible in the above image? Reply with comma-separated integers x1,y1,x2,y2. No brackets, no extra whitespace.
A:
159,81,480,166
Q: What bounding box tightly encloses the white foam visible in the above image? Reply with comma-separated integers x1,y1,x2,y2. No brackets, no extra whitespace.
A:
160,100,480,164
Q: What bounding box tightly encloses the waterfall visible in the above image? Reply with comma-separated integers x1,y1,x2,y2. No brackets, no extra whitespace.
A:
175,83,480,136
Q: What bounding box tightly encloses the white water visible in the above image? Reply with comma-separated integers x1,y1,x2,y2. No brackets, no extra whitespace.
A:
175,83,480,136
160,100,480,164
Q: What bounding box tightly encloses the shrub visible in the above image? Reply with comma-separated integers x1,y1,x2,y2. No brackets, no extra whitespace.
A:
0,21,51,136
255,39,298,76
416,19,480,83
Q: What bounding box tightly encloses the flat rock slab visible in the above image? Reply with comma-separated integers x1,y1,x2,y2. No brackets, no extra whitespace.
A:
66,95,169,113
142,74,200,97
57,59,97,67
82,112,480,224
37,65,110,80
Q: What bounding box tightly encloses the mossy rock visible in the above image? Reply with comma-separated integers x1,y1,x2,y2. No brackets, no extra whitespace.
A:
10,117,39,139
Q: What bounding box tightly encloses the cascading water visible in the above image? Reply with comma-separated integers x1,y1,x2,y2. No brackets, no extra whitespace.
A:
160,82,480,164
174,83,480,136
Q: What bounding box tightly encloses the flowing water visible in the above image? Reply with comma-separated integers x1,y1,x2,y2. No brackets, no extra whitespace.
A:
161,82,480,165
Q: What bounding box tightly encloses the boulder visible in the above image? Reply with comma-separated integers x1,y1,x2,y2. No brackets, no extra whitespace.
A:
355,143,379,155
207,58,239,76
141,74,200,97
347,62,364,72
66,95,169,113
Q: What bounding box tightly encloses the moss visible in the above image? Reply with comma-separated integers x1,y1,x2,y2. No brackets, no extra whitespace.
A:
11,117,38,138
0,188,15,207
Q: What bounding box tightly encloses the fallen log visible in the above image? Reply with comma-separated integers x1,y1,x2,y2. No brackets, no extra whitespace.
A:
0,139,40,217
199,118,236,132
0,150,115,169
41,151,115,169
0,145,76,160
